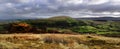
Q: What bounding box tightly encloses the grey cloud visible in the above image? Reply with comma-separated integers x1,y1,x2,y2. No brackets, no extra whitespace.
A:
0,0,120,19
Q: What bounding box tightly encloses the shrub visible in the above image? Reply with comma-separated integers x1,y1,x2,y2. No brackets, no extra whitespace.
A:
6,22,32,33
72,26,97,33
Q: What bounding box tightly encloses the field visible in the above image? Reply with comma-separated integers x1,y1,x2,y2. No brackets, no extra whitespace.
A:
0,34,119,49
0,17,120,49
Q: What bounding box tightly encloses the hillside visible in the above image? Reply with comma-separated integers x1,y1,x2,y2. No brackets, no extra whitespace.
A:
0,16,120,37
76,17,120,21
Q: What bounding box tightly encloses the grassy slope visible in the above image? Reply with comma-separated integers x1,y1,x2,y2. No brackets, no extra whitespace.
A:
0,34,120,49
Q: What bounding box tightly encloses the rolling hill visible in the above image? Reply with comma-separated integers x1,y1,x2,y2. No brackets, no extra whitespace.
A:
76,17,120,21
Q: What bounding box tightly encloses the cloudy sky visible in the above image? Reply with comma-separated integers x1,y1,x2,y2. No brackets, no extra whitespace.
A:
0,0,120,19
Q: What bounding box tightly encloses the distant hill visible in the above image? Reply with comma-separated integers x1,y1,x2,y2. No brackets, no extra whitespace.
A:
48,16,73,20
76,17,120,21
0,16,120,22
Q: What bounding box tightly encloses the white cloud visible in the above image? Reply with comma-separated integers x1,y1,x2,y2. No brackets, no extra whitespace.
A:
66,0,83,5
24,7,32,11
47,6,58,10
110,0,120,5
86,0,109,5
18,0,32,3
111,0,120,3
82,15,100,18
101,12,111,15
112,12,120,15
5,3,14,8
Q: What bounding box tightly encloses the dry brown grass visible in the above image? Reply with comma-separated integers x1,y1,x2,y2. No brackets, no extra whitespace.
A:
0,34,120,49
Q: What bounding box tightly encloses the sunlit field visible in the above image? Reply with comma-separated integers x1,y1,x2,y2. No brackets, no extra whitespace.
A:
0,34,119,49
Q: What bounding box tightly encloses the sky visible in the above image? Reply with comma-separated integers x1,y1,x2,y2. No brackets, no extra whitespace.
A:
0,0,120,19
